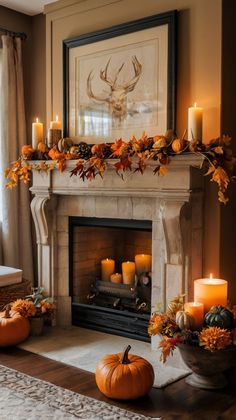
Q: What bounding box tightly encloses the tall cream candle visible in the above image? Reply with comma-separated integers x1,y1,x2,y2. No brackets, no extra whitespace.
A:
188,103,203,142
135,254,152,275
101,258,115,282
122,261,135,285
32,118,43,149
194,274,228,313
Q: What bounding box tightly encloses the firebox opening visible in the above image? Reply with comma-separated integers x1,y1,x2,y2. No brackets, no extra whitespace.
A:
69,216,152,342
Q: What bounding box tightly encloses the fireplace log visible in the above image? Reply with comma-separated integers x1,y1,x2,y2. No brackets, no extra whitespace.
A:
91,280,137,299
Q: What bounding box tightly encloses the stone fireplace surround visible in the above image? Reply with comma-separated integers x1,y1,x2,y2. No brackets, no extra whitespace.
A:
30,155,204,342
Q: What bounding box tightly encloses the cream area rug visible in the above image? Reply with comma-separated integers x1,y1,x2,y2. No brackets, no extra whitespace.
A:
0,364,160,420
19,326,190,388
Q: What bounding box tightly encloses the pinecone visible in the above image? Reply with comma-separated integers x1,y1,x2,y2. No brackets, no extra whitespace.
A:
77,142,92,160
102,144,112,159
146,137,154,151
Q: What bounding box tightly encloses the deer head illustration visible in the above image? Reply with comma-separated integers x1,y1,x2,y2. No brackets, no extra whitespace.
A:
87,55,142,121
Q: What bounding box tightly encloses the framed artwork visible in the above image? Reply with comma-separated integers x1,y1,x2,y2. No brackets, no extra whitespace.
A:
63,11,177,143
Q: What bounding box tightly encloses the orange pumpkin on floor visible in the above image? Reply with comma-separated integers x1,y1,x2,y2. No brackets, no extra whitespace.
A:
0,306,30,347
95,345,154,400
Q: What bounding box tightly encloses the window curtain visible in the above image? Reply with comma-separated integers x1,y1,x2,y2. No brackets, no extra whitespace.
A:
0,35,33,282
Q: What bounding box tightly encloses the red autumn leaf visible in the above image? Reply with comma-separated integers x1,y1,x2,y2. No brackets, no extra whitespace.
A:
114,156,132,173
133,158,147,174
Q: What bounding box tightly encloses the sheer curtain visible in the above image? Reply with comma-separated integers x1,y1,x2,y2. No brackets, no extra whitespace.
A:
0,35,33,282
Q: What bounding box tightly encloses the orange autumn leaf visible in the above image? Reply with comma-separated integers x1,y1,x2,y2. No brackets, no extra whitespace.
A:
213,146,224,154
159,166,168,176
111,139,126,157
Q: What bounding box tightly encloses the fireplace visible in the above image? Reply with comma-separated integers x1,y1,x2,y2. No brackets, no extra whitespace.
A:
30,156,204,348
69,216,152,341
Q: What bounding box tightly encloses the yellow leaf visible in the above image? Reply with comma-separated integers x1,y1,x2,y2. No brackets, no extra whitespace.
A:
159,166,168,176
213,146,224,154
204,165,215,176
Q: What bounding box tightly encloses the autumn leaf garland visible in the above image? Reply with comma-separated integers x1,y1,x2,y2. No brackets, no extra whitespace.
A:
4,133,235,204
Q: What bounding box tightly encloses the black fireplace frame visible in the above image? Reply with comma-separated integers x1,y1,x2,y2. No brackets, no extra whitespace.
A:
69,216,152,342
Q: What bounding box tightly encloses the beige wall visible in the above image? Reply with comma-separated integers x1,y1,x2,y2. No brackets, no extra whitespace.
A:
30,14,46,140
45,0,222,284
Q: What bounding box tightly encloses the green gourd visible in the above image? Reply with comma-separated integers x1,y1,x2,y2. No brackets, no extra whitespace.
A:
204,305,234,329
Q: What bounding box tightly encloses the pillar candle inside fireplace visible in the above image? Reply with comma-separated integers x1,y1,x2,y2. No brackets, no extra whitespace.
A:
101,258,115,282
122,261,135,284
110,273,122,283
194,274,228,313
135,254,152,275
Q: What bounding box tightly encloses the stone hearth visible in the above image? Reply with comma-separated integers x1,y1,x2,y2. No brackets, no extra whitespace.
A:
30,156,204,334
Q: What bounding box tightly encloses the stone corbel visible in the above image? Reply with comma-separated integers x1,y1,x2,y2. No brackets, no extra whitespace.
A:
160,199,190,303
30,194,51,245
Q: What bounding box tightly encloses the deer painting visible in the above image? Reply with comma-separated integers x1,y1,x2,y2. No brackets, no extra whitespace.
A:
86,55,142,122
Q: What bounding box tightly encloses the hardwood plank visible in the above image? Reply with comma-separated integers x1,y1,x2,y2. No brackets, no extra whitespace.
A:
0,347,236,418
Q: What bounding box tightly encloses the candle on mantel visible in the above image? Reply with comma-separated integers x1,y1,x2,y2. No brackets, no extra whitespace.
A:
110,273,122,284
188,102,203,142
122,261,135,285
32,117,43,149
135,254,152,275
194,274,228,313
184,302,204,330
50,115,62,130
101,258,115,282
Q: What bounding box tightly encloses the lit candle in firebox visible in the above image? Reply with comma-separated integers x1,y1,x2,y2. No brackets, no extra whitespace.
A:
135,254,152,275
110,273,122,284
122,261,135,285
101,258,115,282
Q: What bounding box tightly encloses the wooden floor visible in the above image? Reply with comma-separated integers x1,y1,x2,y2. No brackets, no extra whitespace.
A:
0,347,236,419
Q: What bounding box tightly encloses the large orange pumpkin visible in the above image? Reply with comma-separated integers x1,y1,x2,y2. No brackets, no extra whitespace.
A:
95,345,154,400
0,306,30,347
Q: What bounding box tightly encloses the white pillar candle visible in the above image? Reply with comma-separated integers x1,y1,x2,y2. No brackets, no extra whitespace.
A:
135,254,152,275
32,118,43,149
110,273,122,284
194,274,228,313
50,115,62,130
188,103,203,142
122,261,135,285
101,258,115,282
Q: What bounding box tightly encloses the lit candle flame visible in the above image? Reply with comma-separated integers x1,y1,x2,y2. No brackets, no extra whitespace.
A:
36,117,39,123
194,102,197,108
209,273,213,279
56,115,58,121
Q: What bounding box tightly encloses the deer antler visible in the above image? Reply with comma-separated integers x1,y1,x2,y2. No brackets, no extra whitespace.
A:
87,70,110,102
122,56,142,92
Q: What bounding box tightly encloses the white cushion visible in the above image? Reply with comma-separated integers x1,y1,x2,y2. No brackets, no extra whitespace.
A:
0,266,22,287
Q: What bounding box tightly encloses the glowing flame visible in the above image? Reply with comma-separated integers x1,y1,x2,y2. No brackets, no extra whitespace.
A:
194,102,197,108
56,115,58,121
36,117,39,123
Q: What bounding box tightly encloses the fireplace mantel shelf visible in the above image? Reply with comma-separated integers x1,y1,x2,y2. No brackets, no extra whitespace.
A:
30,154,204,199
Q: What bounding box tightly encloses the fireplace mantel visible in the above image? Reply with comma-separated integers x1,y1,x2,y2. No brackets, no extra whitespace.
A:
30,155,204,328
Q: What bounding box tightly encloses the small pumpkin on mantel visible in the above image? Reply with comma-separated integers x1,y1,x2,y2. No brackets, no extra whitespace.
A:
0,305,30,347
95,345,154,400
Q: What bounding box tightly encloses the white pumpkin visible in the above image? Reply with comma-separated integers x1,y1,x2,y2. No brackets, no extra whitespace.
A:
176,310,194,330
